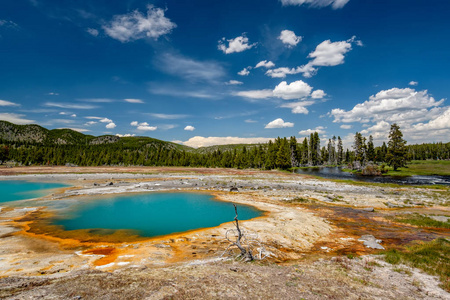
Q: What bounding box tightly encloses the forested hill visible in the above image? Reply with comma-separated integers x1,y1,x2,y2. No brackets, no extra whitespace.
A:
0,121,189,150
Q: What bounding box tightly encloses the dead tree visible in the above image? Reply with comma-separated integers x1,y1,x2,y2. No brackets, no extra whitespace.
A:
221,204,269,262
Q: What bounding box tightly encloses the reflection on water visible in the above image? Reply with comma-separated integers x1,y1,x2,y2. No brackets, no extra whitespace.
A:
296,167,450,185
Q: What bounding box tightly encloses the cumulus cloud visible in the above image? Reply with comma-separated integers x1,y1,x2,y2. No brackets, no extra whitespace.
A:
0,113,34,125
131,121,157,131
85,121,97,125
137,125,157,131
409,81,418,86
278,30,302,47
238,67,251,76
116,133,136,137
87,28,99,36
106,122,116,129
124,98,144,103
266,37,358,78
329,88,444,124
280,0,350,9
71,114,77,117
183,136,274,148
234,89,274,99
311,89,326,99
100,118,113,123
218,34,256,54
226,80,243,85
0,100,20,107
157,53,225,83
103,5,176,42
273,80,313,100
340,124,352,129
255,60,275,68
280,101,315,114
265,118,294,129
184,125,195,131
298,126,326,135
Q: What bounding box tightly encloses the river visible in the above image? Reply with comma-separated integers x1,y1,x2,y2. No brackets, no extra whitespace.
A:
295,167,450,185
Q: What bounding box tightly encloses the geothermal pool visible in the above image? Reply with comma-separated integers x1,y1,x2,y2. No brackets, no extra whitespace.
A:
53,193,262,238
0,180,69,204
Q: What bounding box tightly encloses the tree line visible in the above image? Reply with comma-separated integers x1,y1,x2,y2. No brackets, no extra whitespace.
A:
0,125,449,170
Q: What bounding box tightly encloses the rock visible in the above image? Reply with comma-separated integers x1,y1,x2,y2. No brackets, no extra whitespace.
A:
386,201,400,208
361,207,375,212
93,183,99,186
358,235,384,249
107,182,114,186
229,187,239,192
230,267,238,272
430,215,449,222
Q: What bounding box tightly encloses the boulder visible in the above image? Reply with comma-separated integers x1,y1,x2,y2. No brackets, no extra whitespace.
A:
358,235,384,249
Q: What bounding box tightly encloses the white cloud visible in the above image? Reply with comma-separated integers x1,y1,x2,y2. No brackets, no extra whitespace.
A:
45,102,97,109
124,98,144,103
409,81,418,86
218,34,256,54
278,30,302,47
157,53,225,83
47,92,59,96
265,67,303,78
265,118,294,129
87,28,99,37
280,101,315,115
137,125,157,131
238,67,251,76
329,88,444,124
311,89,326,99
0,20,19,29
116,133,136,137
79,98,115,103
273,80,313,100
62,128,90,133
103,5,176,42
131,120,157,131
0,100,20,107
184,125,195,131
234,89,273,99
183,136,274,148
100,118,113,123
280,0,350,9
106,122,116,129
226,80,243,85
255,60,275,69
299,126,326,135
147,113,189,119
266,38,357,78
245,119,258,123
85,121,97,125
0,113,34,125
412,107,450,132
340,124,352,129
71,114,77,117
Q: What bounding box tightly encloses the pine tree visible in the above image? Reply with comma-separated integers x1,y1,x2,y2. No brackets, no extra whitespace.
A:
386,123,407,171
367,135,375,162
337,136,343,165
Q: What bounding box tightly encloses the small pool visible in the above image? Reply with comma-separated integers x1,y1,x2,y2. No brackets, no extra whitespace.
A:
0,180,69,204
53,193,262,238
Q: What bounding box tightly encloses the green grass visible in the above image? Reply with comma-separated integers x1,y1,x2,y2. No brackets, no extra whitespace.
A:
382,238,450,292
389,213,450,229
385,160,450,176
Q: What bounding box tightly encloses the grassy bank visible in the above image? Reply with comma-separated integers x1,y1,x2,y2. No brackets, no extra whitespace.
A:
382,238,450,292
385,160,450,176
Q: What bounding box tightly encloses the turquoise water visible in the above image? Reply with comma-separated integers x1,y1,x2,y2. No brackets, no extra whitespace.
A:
0,180,69,204
54,193,262,237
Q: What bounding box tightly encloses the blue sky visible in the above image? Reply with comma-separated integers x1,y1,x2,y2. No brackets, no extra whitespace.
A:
1,0,449,148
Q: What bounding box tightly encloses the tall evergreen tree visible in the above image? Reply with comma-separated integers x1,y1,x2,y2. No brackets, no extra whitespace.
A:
337,136,343,165
386,123,407,171
367,135,375,162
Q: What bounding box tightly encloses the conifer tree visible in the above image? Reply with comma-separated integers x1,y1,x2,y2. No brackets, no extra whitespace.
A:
386,123,407,171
